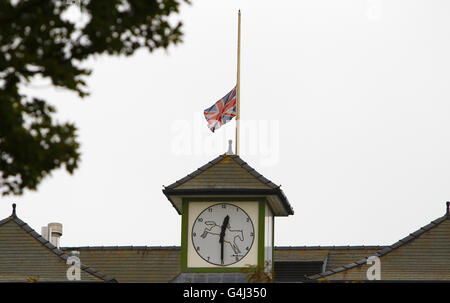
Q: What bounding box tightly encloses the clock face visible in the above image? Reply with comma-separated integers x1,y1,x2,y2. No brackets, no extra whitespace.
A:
191,203,255,266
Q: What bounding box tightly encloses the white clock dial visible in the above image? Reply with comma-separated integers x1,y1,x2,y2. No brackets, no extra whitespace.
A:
191,203,255,266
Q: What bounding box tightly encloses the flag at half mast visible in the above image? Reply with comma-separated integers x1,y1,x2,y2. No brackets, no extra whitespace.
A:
204,86,237,132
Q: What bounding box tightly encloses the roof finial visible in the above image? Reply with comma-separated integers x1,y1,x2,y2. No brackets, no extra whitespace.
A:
226,140,234,155
12,203,16,217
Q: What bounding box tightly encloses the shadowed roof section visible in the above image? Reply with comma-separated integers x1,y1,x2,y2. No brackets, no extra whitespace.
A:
163,154,294,216
0,204,115,282
275,245,385,273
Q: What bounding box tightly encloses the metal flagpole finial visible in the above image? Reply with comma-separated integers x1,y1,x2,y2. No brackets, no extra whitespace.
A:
226,140,234,155
12,203,16,217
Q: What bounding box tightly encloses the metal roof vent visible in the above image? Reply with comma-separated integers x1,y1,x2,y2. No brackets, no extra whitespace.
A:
41,222,63,248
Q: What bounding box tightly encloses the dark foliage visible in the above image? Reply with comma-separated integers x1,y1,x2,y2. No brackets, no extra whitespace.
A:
0,0,186,195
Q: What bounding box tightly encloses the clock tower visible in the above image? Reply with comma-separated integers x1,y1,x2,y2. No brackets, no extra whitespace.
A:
163,146,293,282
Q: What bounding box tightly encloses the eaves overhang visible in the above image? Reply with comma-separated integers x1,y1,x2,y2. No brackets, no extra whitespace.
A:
163,187,294,217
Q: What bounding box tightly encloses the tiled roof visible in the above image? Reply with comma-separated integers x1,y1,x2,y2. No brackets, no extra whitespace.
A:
0,204,115,282
60,220,450,282
61,246,180,283
164,154,281,190
309,210,450,280
163,154,294,216
275,246,385,272
58,245,386,282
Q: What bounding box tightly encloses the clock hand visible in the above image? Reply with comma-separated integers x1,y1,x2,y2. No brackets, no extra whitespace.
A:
219,215,229,264
220,239,224,265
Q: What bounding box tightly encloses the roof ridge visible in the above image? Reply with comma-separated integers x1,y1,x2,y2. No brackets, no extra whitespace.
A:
1,213,116,282
308,213,449,280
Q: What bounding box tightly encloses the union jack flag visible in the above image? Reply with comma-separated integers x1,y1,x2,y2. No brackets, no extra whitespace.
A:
204,86,237,132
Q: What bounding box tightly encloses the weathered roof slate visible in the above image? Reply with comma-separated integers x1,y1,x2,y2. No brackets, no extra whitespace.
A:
164,154,281,190
163,154,294,216
58,245,386,282
61,246,180,283
309,211,450,280
0,205,115,282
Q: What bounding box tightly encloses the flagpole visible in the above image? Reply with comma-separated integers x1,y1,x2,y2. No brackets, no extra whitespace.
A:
235,10,241,155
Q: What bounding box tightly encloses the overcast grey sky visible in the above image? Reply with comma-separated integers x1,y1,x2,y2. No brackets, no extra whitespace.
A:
1,0,450,248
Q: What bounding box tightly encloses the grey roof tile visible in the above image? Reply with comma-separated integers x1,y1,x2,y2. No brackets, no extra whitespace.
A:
333,267,346,273
343,263,358,269
44,242,55,249
378,247,391,255
398,234,415,244
421,222,436,231
389,241,403,250
355,259,367,265
21,224,32,232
